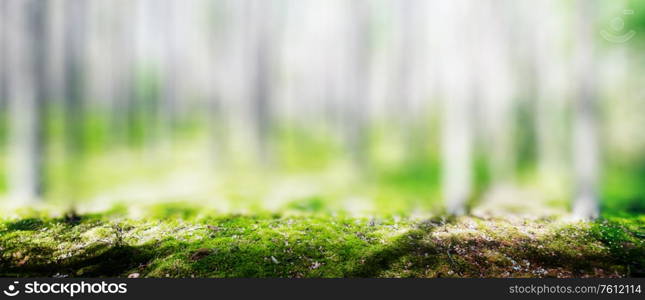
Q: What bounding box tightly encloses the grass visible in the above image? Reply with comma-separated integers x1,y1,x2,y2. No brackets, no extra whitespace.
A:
0,204,643,278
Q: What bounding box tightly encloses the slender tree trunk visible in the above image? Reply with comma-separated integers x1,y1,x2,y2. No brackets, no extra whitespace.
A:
572,0,600,219
392,0,424,156
110,2,136,147
160,0,179,148
248,0,284,166
6,0,49,203
440,0,473,215
345,0,371,169
483,1,515,184
63,0,87,201
208,0,234,168
0,0,7,110
534,1,568,194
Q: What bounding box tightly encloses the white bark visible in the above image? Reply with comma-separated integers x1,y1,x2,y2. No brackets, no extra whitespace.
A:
479,0,515,183
438,0,473,215
344,0,371,168
572,0,600,219
6,0,47,203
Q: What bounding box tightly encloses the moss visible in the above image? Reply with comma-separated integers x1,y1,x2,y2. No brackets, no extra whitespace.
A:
590,216,645,276
0,209,642,278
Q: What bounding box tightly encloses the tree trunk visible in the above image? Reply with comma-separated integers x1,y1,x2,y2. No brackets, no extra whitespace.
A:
572,0,600,219
0,0,7,111
345,0,371,169
440,0,473,215
6,0,49,203
62,0,87,201
247,0,276,166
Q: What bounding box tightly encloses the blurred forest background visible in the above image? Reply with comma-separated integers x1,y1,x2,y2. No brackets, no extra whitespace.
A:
1,0,645,218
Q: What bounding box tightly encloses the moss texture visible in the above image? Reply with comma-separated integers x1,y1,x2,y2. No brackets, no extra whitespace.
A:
0,207,643,278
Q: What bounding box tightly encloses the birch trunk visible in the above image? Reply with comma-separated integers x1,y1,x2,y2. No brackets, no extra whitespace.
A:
572,0,600,219
6,0,49,203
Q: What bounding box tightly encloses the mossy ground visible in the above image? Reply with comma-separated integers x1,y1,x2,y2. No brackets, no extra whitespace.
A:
1,204,643,278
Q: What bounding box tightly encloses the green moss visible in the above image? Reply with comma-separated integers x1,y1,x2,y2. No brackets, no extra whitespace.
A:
0,209,642,278
590,216,645,276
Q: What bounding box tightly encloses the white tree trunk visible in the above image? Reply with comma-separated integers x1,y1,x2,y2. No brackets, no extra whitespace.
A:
6,0,47,203
439,0,473,215
572,0,600,219
344,0,371,169
0,0,6,109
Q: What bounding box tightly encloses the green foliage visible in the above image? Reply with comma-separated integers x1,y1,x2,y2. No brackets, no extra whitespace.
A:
0,156,6,193
275,124,341,171
472,152,491,206
285,196,327,213
0,97,643,215
377,158,440,195
624,0,645,37
149,202,203,220
514,99,538,176
602,160,645,215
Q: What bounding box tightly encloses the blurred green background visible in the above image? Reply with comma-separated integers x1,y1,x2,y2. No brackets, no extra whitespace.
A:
0,0,644,219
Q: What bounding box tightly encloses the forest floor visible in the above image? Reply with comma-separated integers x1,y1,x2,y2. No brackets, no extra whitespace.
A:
0,204,644,278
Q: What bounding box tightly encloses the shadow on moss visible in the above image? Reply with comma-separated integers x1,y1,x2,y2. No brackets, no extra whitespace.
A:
348,218,451,277
0,240,179,277
5,218,46,231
